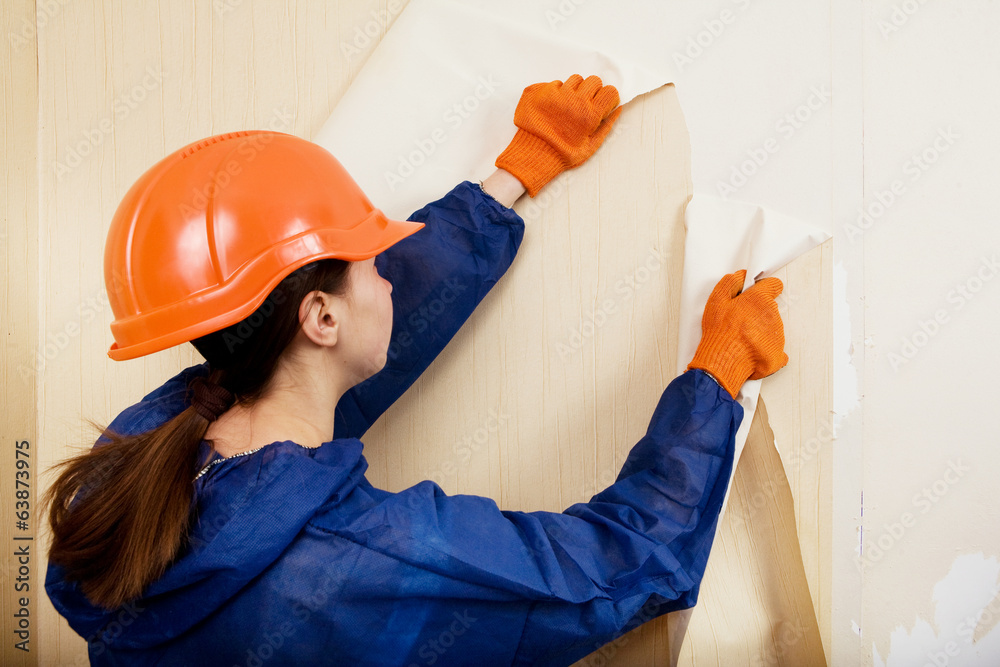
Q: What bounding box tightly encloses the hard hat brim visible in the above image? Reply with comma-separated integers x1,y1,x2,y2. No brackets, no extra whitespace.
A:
107,212,424,361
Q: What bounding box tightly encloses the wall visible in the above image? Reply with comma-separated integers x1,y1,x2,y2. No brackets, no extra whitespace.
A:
851,2,1000,664
13,0,996,665
2,0,39,664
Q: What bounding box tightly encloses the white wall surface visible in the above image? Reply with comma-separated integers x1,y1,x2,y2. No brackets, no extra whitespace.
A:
664,1,1000,663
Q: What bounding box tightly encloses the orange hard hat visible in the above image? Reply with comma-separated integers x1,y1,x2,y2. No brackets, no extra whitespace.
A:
104,130,424,361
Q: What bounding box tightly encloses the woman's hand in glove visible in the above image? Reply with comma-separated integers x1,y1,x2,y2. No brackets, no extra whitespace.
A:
495,74,621,198
686,270,789,399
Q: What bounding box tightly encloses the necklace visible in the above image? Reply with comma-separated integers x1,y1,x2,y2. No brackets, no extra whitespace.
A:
193,445,268,482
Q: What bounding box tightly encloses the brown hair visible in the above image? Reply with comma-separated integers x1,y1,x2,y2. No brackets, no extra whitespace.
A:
44,259,351,611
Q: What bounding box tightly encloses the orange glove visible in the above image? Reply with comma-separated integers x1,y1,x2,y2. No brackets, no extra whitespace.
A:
495,74,621,197
687,270,789,399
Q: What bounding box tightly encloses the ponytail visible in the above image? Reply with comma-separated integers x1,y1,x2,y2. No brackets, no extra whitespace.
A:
46,402,215,609
44,259,351,610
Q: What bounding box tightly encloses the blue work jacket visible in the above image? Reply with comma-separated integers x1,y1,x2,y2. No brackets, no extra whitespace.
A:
46,181,742,666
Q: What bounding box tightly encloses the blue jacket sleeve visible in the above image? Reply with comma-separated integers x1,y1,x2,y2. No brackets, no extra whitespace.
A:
333,181,524,440
314,368,741,665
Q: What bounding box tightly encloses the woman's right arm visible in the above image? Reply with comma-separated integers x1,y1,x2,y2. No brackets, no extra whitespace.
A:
307,368,740,665
308,270,787,663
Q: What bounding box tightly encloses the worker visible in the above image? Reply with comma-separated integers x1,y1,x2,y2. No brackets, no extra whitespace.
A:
44,75,787,665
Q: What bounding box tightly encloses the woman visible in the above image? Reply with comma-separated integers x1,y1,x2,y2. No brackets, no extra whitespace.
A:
44,75,787,665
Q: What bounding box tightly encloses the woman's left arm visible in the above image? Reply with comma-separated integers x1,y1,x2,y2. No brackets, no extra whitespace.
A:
333,175,525,439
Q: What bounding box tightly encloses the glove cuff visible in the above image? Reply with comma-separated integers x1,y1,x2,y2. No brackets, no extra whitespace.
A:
686,335,755,399
495,129,567,198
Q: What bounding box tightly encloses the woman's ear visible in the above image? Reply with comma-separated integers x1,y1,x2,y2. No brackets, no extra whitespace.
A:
297,290,340,347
